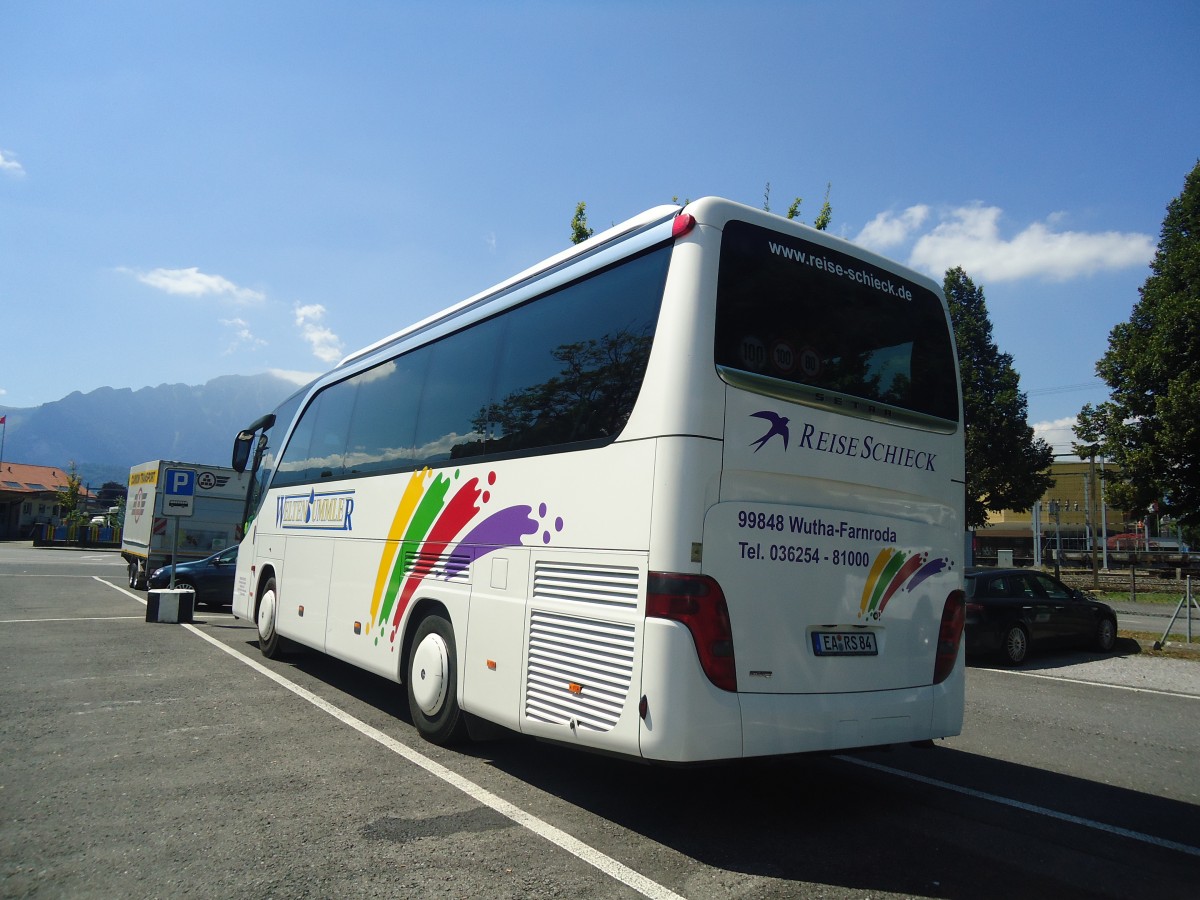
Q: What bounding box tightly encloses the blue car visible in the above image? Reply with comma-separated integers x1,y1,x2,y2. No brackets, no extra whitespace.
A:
148,546,238,609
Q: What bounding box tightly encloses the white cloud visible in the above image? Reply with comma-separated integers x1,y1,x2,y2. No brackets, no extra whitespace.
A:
1033,416,1082,455
127,266,265,303
268,368,320,386
219,317,267,355
906,204,1155,282
854,205,930,250
294,303,344,363
0,150,25,177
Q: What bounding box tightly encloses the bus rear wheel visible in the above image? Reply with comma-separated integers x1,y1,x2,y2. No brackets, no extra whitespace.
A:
257,577,283,658
406,613,468,746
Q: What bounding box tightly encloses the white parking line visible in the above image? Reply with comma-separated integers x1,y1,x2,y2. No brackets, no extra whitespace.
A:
837,755,1200,859
92,577,686,900
977,666,1200,700
0,616,145,623
2,573,124,578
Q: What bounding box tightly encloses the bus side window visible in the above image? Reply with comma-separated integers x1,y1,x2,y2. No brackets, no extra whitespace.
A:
344,356,422,476
273,401,319,488
487,246,666,453
273,383,355,485
414,318,501,467
309,385,355,478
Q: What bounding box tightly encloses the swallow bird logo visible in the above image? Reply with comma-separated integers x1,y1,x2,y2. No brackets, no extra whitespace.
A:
750,410,790,452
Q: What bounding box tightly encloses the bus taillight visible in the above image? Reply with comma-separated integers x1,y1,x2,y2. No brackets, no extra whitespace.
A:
933,590,965,685
671,213,696,239
647,572,737,692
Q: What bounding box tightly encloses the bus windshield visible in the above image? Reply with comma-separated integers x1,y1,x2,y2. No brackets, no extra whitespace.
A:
714,219,959,425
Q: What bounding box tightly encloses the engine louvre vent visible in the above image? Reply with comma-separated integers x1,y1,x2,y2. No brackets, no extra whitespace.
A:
525,610,635,732
532,561,639,610
401,546,471,584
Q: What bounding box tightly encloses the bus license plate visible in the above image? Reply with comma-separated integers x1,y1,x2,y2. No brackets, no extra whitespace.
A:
812,631,878,656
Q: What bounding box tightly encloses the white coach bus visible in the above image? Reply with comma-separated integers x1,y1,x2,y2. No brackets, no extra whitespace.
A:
230,197,966,762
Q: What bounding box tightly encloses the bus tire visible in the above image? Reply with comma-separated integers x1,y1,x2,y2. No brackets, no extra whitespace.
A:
257,576,283,659
406,613,468,746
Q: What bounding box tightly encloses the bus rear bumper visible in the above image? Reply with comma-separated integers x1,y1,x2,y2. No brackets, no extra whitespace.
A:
637,622,964,762
739,675,963,756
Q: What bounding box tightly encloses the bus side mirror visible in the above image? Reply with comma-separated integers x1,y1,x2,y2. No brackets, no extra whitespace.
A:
232,430,255,472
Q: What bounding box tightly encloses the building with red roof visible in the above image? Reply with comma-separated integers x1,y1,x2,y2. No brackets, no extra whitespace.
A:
0,461,96,540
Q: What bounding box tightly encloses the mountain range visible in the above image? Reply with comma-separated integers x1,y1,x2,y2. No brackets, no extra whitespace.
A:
0,374,302,489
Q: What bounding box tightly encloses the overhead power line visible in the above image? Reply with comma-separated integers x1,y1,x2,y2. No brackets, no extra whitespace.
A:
1026,381,1105,397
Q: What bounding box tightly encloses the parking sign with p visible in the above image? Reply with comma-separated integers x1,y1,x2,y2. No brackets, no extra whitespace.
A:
163,467,195,517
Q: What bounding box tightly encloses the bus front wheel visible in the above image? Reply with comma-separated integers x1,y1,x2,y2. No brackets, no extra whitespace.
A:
257,577,283,659
406,613,467,746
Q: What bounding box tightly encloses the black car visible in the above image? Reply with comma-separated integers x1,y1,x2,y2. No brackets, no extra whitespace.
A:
964,567,1118,665
147,546,238,609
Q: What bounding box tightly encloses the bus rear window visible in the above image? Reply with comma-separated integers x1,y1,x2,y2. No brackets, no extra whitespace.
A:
715,220,959,424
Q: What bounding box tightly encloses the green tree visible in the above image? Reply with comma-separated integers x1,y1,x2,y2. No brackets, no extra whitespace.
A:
771,182,833,230
944,267,1054,528
789,183,832,231
1076,160,1200,526
96,480,125,504
570,201,594,245
55,461,86,525
812,184,832,231
576,185,831,247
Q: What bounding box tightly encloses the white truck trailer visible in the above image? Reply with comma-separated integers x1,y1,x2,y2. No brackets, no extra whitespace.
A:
120,460,249,589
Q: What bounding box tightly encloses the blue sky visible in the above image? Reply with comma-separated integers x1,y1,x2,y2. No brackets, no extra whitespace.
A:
2,1,1197,454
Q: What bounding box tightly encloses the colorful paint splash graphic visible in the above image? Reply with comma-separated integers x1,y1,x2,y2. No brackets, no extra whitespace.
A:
368,467,563,647
859,548,950,620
